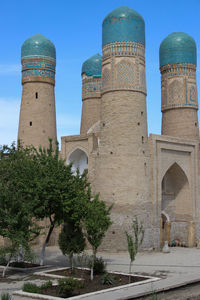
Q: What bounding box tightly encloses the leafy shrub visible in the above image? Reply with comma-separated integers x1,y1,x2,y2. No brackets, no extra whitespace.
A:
22,282,40,293
58,277,84,296
22,281,53,293
101,273,115,285
93,257,106,274
40,280,52,290
1,293,11,300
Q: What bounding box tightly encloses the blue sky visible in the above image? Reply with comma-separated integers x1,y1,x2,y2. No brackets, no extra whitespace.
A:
0,0,200,146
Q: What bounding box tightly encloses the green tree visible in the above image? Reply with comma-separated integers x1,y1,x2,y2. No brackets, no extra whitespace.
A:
0,143,40,276
125,216,144,283
58,222,85,271
83,195,112,280
30,141,91,265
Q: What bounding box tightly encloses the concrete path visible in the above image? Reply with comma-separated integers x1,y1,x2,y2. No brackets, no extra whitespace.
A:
2,246,200,299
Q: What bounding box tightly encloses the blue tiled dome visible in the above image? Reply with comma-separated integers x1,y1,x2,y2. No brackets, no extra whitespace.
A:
82,54,102,77
21,34,56,60
102,6,145,46
159,32,196,67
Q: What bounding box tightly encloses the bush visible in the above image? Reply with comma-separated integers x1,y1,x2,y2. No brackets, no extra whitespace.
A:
1,293,11,300
93,257,106,274
58,278,84,296
22,282,41,293
101,272,115,285
40,280,52,290
22,281,53,293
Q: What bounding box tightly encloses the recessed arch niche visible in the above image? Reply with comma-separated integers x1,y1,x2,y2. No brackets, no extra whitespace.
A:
160,162,191,246
161,162,191,221
67,148,88,175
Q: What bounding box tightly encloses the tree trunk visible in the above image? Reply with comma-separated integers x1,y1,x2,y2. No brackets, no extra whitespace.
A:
90,247,96,281
69,253,74,271
17,244,23,262
129,261,132,283
2,255,12,278
39,221,54,266
94,248,97,260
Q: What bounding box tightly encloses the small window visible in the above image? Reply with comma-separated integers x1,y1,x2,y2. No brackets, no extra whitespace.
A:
142,136,144,143
30,121,32,126
144,162,147,176
35,92,38,99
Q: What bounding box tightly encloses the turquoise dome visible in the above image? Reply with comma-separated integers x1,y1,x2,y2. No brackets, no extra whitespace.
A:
102,6,145,46
159,32,196,67
21,34,56,60
82,54,102,77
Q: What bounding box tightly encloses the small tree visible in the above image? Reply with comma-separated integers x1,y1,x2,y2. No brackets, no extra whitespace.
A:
83,195,112,280
0,143,40,276
125,216,144,283
58,222,85,271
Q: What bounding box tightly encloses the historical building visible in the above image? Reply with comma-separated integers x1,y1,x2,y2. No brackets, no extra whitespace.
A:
18,6,200,250
18,34,57,150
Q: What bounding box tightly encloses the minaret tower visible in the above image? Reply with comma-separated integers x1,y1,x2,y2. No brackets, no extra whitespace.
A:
95,7,151,250
18,34,57,149
160,32,199,139
80,54,102,134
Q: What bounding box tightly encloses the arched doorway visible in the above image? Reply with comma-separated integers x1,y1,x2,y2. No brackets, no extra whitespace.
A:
161,162,190,246
67,148,88,175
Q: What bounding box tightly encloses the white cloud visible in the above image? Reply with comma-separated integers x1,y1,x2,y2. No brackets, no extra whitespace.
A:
0,64,21,75
0,98,20,146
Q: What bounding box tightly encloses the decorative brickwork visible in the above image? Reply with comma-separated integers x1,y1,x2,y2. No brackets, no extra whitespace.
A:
101,43,146,94
116,60,135,86
102,41,145,60
161,62,199,139
82,76,101,100
161,63,198,111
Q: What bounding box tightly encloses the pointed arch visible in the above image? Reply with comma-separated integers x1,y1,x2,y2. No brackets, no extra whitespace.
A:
161,162,191,221
161,211,170,222
67,148,88,175
162,162,188,184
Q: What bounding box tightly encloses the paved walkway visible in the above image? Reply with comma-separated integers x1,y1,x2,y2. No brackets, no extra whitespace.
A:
2,246,200,299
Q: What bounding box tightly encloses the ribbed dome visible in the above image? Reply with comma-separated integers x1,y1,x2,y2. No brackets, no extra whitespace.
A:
159,32,196,67
21,34,56,60
82,54,102,77
102,6,145,46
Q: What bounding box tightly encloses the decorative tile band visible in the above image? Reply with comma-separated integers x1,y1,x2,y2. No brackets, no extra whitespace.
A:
82,77,101,100
161,63,198,111
21,57,56,84
102,41,145,60
22,62,55,72
22,69,55,79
